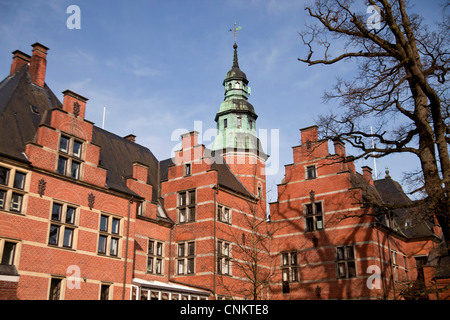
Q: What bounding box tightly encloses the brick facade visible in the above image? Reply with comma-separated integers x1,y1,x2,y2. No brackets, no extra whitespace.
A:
0,42,447,300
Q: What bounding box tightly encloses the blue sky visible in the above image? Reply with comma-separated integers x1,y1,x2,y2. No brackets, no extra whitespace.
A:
0,0,445,201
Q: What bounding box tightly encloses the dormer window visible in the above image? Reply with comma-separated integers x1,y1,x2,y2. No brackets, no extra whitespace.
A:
57,134,84,180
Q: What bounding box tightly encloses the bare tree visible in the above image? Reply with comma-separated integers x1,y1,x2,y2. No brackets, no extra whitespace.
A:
216,199,282,300
298,0,449,251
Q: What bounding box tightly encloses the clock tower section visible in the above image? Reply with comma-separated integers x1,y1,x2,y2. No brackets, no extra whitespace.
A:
212,43,268,205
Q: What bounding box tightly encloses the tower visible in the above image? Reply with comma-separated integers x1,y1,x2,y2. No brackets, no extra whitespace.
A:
212,42,268,202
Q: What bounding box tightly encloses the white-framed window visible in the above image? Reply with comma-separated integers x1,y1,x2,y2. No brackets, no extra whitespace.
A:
178,190,196,223
147,239,164,275
57,134,84,180
48,277,64,300
217,204,231,224
0,238,19,266
100,283,112,300
336,245,357,278
306,165,317,179
48,202,78,249
304,201,324,231
217,240,231,275
0,165,27,214
281,251,299,283
177,241,195,275
98,213,121,257
184,163,191,176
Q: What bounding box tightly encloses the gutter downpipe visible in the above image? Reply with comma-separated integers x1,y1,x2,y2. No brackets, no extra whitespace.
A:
213,184,218,300
122,196,133,300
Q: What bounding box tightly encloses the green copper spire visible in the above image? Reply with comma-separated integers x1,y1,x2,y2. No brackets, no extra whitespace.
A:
212,43,261,153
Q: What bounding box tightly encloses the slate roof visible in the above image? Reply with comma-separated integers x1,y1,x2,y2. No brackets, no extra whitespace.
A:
0,65,61,162
160,152,254,199
350,170,436,241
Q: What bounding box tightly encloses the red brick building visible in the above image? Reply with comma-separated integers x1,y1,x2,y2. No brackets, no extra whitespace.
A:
0,42,447,300
269,126,445,299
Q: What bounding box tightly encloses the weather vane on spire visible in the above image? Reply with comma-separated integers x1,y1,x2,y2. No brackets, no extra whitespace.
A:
229,22,242,44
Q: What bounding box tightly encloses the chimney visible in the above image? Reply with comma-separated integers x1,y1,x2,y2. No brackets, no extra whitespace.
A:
29,42,49,87
333,139,346,158
10,50,31,76
124,134,136,143
62,90,88,118
300,125,318,146
362,166,374,186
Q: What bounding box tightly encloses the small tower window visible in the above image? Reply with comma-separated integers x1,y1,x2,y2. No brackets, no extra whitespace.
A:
224,119,228,129
235,82,240,89
228,83,232,90
237,117,242,128
249,120,253,130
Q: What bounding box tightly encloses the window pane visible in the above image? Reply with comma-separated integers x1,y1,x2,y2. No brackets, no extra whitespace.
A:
98,235,107,254
73,141,82,158
179,208,186,223
156,242,162,256
307,166,316,179
178,260,185,274
110,238,118,256
13,172,26,189
179,192,186,206
217,205,222,220
224,243,229,256
57,157,67,175
66,207,76,224
48,225,60,245
348,262,356,278
71,161,80,179
111,218,120,234
63,228,73,248
156,259,162,274
306,217,314,231
282,269,289,281
346,246,355,260
188,242,195,256
305,204,313,215
178,244,185,257
100,285,110,300
291,252,297,265
282,253,289,266
291,268,299,282
59,136,69,153
100,215,108,232
188,207,195,222
224,208,229,222
147,257,154,273
337,262,346,278
1,242,16,265
0,167,9,185
148,240,154,255
49,278,62,300
315,202,322,214
187,258,194,274
10,193,23,212
316,216,323,230
52,203,62,221
336,247,345,260
189,190,195,204
0,190,6,209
